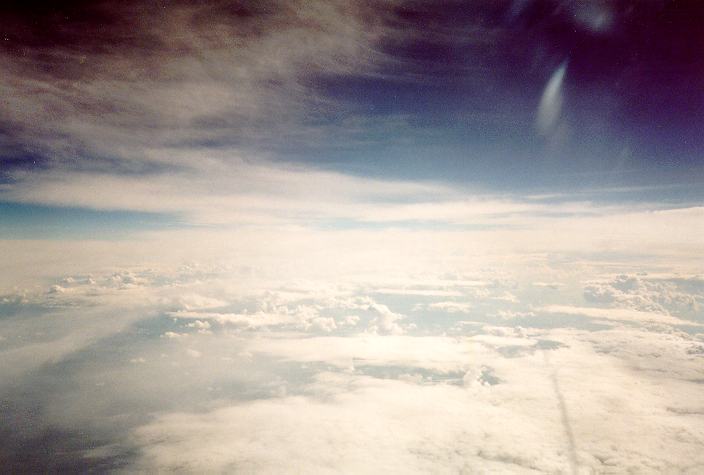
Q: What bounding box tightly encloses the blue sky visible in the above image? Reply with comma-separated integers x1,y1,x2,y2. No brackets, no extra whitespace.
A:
0,202,182,239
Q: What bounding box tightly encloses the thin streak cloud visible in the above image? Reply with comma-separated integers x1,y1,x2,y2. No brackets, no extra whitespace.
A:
536,61,567,137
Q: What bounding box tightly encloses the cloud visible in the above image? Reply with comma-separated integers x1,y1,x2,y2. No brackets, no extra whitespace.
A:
0,0,399,166
367,302,406,335
584,274,703,321
128,324,704,473
130,375,570,473
426,301,472,313
2,255,704,472
536,61,567,136
246,335,476,373
540,304,699,327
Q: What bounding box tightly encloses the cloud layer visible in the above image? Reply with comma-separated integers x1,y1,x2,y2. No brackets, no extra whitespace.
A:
2,246,703,472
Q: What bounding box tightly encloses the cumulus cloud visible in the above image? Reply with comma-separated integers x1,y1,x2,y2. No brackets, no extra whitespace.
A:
584,274,703,321
367,302,406,335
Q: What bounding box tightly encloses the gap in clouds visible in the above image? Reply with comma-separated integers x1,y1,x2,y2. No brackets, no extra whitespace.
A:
0,202,185,239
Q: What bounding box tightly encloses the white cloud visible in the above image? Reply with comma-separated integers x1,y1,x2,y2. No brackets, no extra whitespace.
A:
129,324,704,473
540,304,700,327
186,348,202,358
426,301,472,313
247,335,477,373
584,274,703,321
162,331,188,339
536,61,567,136
367,303,406,335
131,375,570,473
1,214,704,472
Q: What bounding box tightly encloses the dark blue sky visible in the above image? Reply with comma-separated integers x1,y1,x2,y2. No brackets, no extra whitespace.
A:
297,0,704,189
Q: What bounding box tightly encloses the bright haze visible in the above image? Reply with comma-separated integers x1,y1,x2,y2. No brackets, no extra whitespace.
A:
1,1,703,472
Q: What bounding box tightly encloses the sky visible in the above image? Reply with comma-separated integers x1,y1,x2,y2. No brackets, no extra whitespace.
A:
1,1,704,473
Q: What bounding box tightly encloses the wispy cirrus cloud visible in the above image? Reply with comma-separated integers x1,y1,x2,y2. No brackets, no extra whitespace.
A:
0,0,401,166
